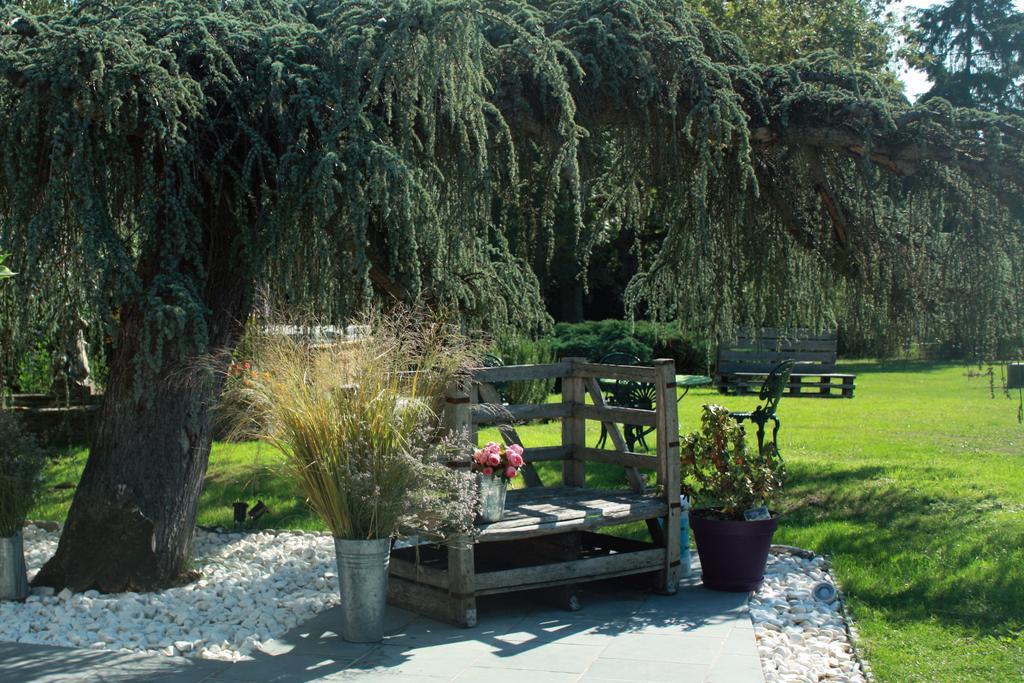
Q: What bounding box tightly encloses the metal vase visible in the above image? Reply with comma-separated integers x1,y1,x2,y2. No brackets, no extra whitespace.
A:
0,530,30,602
334,537,391,643
477,474,508,523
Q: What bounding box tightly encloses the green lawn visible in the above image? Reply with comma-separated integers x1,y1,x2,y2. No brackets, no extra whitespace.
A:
31,361,1024,681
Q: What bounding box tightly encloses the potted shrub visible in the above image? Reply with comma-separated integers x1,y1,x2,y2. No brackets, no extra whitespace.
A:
681,404,785,592
226,308,478,642
470,442,525,522
0,411,45,601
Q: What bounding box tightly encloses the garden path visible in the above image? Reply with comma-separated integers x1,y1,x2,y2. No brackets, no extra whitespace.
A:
0,563,762,682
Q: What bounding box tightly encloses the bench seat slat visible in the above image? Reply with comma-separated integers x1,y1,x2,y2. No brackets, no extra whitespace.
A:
473,486,667,542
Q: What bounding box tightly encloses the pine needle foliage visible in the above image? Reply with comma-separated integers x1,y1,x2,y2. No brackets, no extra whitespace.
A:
0,0,1021,380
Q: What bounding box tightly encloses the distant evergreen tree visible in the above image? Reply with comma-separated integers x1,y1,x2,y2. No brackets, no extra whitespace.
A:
908,0,1024,113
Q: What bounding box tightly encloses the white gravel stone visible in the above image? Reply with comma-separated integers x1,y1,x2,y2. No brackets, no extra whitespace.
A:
750,550,869,683
0,524,340,661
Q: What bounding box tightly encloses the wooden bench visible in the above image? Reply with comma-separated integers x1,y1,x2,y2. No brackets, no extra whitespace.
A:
388,358,682,627
716,328,856,398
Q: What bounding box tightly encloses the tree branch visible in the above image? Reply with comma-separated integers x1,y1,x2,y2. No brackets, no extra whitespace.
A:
751,124,1023,189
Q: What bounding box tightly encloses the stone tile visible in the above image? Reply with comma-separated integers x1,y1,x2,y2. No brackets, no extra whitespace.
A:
210,653,354,682
622,613,740,639
640,587,749,617
471,641,606,674
156,671,230,683
264,631,381,661
0,641,228,683
719,627,759,655
342,640,491,678
705,655,765,683
490,615,633,648
324,673,447,682
581,657,710,682
381,614,526,649
732,617,755,630
452,667,580,682
600,632,723,665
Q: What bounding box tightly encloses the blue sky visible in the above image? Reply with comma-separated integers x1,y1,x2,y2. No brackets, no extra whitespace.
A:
897,0,1024,99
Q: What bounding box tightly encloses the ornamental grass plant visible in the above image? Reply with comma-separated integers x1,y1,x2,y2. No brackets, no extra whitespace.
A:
0,411,45,537
224,307,481,540
681,404,786,520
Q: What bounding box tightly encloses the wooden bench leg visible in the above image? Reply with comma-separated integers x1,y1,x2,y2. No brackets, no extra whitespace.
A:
819,375,831,397
448,537,477,628
656,508,681,595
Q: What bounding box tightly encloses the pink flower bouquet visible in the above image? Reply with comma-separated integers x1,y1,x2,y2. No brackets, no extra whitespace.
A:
471,441,525,480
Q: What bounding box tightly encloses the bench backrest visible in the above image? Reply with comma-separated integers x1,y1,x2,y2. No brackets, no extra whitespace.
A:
444,358,679,498
717,328,838,376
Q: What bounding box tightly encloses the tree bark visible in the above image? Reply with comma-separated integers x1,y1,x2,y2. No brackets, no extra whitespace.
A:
33,227,252,593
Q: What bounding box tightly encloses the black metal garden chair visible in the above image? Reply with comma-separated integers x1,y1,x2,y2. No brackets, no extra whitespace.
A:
595,352,654,452
730,359,795,455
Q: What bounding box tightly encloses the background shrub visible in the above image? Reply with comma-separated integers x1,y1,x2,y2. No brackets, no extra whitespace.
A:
546,320,711,372
491,336,557,405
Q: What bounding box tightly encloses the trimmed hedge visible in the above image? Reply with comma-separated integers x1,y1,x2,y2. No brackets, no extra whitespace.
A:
545,320,710,373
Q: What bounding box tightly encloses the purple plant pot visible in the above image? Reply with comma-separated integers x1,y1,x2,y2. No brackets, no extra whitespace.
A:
689,511,778,592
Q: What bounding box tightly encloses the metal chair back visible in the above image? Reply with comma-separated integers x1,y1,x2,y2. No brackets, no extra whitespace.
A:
758,359,796,417
598,352,643,366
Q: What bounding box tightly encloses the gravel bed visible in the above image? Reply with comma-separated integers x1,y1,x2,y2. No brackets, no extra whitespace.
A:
5,523,871,676
751,548,870,683
2,523,339,661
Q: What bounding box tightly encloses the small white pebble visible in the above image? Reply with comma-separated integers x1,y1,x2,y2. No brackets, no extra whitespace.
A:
1,525,341,661
750,550,868,682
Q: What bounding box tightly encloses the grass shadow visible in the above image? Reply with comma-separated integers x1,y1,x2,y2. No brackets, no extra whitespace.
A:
779,465,1024,640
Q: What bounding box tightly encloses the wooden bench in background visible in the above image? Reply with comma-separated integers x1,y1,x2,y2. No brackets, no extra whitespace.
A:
716,328,856,398
388,358,682,627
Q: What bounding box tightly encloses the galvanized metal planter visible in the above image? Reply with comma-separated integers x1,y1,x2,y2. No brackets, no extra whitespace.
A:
334,537,391,643
477,474,508,523
0,530,30,602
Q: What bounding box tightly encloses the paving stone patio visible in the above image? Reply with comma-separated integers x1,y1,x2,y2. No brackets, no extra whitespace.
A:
0,567,763,683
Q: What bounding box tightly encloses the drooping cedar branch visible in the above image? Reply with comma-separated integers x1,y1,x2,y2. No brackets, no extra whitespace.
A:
800,147,850,254
751,119,1024,188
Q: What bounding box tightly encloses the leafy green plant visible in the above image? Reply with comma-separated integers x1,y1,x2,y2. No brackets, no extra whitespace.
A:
16,339,52,395
223,307,481,540
493,335,556,405
681,404,785,519
0,410,46,536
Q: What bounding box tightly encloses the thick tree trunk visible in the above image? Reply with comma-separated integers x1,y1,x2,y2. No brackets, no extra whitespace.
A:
33,232,252,593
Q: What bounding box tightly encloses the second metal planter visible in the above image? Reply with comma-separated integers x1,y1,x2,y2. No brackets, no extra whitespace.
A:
334,537,391,643
0,530,30,602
